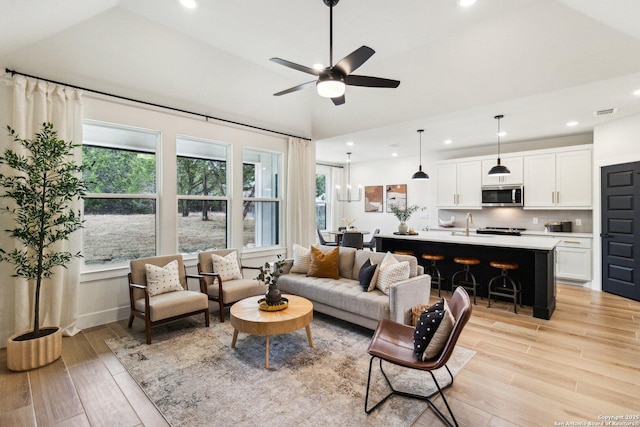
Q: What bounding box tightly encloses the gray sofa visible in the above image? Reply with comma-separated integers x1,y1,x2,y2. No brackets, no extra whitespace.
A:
276,246,431,329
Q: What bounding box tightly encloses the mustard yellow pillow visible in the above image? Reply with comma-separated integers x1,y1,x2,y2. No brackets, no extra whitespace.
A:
307,246,340,279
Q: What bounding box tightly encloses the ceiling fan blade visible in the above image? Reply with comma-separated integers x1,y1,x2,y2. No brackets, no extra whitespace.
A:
331,95,345,106
274,80,317,96
345,74,400,88
270,58,321,76
334,46,375,75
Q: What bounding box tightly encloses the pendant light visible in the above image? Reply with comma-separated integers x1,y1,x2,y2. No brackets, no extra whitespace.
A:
488,114,511,176
336,152,362,202
411,129,429,180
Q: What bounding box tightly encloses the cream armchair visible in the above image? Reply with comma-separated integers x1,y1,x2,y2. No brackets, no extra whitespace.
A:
197,249,265,322
128,254,210,344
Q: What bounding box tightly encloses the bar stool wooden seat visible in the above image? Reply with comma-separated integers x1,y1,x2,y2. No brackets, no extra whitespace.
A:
451,257,481,304
393,250,415,256
421,253,445,297
487,261,523,314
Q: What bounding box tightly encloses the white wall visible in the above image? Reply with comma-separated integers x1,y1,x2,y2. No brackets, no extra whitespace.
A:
592,113,640,292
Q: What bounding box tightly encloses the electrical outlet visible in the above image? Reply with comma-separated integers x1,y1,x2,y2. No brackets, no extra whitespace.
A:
575,219,582,226
533,217,538,225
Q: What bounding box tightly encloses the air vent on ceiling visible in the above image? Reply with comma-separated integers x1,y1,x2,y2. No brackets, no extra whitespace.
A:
593,108,618,116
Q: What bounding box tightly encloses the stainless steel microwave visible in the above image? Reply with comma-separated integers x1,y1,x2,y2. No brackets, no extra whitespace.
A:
481,185,524,207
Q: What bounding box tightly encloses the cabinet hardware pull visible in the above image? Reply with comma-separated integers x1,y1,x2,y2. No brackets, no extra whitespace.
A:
563,241,580,244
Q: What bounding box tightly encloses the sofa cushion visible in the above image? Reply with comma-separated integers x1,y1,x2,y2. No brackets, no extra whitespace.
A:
211,252,243,281
413,298,455,360
376,260,410,295
277,275,389,321
358,259,378,291
308,246,340,279
145,260,184,296
354,250,418,278
291,244,312,274
134,290,208,322
316,245,356,279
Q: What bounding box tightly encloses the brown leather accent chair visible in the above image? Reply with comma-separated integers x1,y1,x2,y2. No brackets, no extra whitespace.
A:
364,287,472,426
197,249,264,322
128,254,210,344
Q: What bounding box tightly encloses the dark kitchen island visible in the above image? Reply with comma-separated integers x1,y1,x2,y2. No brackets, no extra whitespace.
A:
376,230,558,319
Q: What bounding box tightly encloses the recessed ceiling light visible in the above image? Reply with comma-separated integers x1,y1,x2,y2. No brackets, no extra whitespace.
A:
391,152,398,157
458,0,477,7
497,131,507,137
633,89,640,96
443,139,453,145
566,121,579,127
180,0,198,9
346,141,354,146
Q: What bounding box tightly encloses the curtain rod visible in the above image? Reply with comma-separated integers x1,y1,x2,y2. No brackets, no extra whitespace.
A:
5,68,311,141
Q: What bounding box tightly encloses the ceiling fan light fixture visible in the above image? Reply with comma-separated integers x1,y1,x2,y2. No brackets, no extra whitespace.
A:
317,79,345,98
488,115,511,177
412,129,429,180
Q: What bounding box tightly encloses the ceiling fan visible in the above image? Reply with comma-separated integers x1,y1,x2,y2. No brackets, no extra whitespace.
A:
270,0,400,106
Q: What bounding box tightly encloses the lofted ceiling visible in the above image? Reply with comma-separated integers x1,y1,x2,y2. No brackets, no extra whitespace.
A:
2,0,640,164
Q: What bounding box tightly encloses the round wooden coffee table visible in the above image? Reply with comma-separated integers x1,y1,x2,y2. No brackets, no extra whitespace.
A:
230,294,314,369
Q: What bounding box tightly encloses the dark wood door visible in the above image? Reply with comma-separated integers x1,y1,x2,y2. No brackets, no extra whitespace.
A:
601,162,640,302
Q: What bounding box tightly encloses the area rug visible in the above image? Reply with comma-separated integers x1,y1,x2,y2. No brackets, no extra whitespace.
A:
105,314,475,427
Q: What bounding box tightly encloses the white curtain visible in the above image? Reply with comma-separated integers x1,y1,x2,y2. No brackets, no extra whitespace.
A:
286,137,316,252
11,75,83,336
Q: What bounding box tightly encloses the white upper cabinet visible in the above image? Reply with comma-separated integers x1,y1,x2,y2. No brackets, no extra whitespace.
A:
481,156,523,186
523,148,592,209
436,161,482,209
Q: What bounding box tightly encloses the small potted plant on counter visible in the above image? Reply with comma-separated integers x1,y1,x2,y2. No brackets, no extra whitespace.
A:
390,204,422,234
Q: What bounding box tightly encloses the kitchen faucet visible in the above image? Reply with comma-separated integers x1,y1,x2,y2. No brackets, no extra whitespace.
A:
465,212,473,236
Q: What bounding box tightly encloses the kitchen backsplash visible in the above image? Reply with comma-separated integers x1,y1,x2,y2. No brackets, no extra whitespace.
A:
437,208,593,233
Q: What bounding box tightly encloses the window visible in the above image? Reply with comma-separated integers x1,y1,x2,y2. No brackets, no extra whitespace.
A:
242,149,281,248
177,137,229,253
82,122,158,266
316,173,327,229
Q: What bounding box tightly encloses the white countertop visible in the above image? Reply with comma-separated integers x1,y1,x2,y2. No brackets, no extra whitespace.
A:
377,230,560,251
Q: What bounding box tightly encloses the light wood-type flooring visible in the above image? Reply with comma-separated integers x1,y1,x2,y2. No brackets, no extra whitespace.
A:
1,284,639,426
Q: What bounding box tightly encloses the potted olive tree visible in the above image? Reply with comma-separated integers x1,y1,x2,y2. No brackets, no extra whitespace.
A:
0,122,86,371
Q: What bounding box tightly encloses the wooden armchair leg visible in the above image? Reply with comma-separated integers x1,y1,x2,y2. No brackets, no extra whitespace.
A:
204,309,210,327
127,314,135,328
145,318,152,345
219,300,225,323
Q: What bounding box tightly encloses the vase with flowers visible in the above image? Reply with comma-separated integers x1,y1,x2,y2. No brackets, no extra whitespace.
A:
390,204,422,234
256,254,286,305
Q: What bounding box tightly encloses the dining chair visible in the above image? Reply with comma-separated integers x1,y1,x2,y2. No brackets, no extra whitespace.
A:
340,232,364,249
317,228,338,246
362,228,380,250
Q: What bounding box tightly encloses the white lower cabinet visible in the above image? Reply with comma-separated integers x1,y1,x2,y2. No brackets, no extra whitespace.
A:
555,237,592,282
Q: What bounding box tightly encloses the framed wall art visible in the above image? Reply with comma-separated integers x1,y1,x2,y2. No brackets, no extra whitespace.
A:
364,185,383,212
386,184,407,212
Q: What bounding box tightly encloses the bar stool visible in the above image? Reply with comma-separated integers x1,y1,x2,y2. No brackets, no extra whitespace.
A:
451,257,481,304
421,253,445,297
487,261,523,314
393,250,415,256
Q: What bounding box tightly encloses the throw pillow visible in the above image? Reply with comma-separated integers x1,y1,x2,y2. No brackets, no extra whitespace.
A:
145,260,184,296
307,246,340,279
358,259,378,291
211,252,243,281
375,252,410,294
413,299,455,360
291,244,312,274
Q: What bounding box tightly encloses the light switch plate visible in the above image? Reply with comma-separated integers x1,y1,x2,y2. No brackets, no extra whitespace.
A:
575,219,582,226
533,217,538,224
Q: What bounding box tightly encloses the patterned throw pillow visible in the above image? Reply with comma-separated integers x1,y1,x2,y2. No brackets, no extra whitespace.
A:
307,246,340,279
358,259,379,291
413,299,455,360
211,252,243,281
145,260,184,296
291,244,312,274
375,252,410,294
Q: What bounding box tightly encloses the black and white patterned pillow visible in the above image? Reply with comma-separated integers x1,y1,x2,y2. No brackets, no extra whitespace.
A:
145,260,184,296
413,299,455,360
